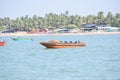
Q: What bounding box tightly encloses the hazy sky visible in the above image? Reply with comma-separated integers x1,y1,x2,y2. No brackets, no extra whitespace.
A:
0,0,120,19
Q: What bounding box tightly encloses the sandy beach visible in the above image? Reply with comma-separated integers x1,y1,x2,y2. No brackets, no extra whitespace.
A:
0,32,120,36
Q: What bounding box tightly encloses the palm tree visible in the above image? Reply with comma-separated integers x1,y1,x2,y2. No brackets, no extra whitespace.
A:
106,12,113,24
97,11,104,25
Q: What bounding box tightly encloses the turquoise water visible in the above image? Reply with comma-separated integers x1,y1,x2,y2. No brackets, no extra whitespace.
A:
0,34,120,80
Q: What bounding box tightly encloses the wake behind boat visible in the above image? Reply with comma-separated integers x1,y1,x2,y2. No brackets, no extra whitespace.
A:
11,37,33,41
40,40,86,48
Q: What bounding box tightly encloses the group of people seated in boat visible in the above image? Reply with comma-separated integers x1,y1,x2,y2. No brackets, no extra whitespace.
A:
48,40,81,44
60,41,80,43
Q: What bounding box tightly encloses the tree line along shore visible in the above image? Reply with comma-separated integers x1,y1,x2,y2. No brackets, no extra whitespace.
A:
0,11,120,33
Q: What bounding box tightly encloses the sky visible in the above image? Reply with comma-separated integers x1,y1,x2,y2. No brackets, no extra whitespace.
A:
0,0,120,19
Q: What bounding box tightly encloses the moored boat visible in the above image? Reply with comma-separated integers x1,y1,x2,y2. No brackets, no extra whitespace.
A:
40,40,86,48
0,41,6,46
11,37,33,41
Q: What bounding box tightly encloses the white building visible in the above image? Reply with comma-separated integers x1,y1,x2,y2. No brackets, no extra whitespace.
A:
97,26,119,32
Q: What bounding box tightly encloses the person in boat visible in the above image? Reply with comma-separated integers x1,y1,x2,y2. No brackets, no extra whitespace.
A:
78,40,80,43
75,41,77,43
60,41,63,43
64,41,67,43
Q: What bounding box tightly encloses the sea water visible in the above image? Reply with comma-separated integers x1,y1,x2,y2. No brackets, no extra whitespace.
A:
0,34,120,80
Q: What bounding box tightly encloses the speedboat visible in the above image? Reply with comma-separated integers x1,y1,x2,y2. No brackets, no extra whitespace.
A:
40,40,86,48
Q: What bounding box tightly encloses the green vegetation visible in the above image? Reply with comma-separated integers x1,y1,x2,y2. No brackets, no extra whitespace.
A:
0,11,120,31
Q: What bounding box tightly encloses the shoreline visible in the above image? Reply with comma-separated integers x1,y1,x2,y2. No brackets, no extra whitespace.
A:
0,32,120,36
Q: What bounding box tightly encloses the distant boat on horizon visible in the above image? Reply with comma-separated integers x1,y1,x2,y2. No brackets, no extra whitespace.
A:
11,37,33,42
0,40,6,46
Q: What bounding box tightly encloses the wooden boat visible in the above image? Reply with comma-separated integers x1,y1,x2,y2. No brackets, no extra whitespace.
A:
0,41,6,46
40,40,86,48
11,37,33,41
